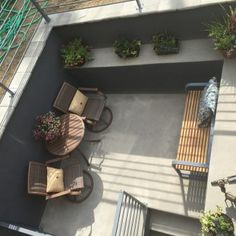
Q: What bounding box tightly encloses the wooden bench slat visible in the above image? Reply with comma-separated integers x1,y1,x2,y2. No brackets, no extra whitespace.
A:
188,91,199,171
177,91,198,170
174,89,211,173
177,91,199,171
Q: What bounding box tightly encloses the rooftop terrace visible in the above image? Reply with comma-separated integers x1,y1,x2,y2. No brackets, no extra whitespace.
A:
40,93,208,235
1,1,236,236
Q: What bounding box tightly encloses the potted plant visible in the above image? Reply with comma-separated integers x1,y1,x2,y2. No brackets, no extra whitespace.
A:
207,6,236,58
152,32,179,55
61,38,91,68
33,111,61,143
113,39,141,58
200,206,234,236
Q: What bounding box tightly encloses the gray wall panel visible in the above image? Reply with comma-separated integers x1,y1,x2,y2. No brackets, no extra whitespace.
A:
68,61,223,93
55,3,236,48
0,31,68,227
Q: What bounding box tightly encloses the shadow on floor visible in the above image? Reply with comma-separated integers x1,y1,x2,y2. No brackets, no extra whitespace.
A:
41,93,208,236
179,173,207,216
40,152,103,236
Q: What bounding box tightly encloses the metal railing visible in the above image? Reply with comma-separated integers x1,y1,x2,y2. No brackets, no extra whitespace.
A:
112,191,148,236
0,0,50,97
0,221,54,236
0,0,133,101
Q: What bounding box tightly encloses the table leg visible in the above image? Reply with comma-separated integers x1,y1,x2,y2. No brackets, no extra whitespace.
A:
83,139,101,143
77,148,90,166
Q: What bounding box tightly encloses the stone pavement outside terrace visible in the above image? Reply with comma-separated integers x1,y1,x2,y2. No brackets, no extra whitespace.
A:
41,93,207,236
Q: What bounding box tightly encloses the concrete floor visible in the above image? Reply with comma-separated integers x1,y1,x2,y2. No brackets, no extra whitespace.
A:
40,94,207,236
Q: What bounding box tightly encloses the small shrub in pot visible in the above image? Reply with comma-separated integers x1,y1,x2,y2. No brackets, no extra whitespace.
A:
207,6,236,58
61,38,91,68
113,39,141,58
152,32,179,55
200,206,234,236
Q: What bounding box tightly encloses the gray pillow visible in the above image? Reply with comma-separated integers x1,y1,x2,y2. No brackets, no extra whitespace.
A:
197,77,218,128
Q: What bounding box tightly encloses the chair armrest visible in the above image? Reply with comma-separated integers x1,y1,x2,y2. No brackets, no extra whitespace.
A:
185,82,208,91
46,189,71,200
70,190,82,195
46,155,70,165
78,87,98,92
78,87,107,99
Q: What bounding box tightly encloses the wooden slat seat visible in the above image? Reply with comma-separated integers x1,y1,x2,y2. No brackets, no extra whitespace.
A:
172,83,213,177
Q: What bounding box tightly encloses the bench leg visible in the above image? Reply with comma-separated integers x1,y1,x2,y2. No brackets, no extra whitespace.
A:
175,168,181,176
172,164,182,177
173,164,191,179
173,165,208,180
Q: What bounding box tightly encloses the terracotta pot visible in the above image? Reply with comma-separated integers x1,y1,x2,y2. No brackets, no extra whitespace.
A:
230,15,236,32
154,40,180,55
221,48,236,59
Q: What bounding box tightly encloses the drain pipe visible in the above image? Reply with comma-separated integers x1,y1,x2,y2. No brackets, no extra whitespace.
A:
30,0,50,23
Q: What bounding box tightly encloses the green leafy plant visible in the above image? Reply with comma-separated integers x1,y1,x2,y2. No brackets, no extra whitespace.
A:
61,38,91,67
207,6,236,57
200,206,234,236
152,32,179,55
113,39,141,58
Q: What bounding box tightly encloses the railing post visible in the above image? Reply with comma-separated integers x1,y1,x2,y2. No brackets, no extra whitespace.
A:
136,0,143,12
29,0,50,23
112,192,124,236
112,191,148,236
0,83,14,96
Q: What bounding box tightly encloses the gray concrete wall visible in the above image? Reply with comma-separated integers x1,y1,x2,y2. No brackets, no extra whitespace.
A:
67,61,223,93
54,3,236,48
0,32,69,227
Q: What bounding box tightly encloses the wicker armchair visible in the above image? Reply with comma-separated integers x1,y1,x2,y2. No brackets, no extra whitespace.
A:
53,82,113,132
28,157,93,202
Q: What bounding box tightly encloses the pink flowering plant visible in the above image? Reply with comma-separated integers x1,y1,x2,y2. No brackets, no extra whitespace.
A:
33,111,61,142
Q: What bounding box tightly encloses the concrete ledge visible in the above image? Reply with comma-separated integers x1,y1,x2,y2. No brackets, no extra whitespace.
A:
78,39,222,69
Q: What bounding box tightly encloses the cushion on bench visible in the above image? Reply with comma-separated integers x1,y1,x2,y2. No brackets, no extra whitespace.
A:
197,77,218,128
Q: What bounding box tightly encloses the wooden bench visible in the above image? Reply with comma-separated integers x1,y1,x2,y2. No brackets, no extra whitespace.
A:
172,82,214,178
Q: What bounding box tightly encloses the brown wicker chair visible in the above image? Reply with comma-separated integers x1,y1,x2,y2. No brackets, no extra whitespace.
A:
53,82,113,132
28,157,93,202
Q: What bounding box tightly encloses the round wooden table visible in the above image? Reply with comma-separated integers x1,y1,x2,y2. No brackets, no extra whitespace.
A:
47,114,85,156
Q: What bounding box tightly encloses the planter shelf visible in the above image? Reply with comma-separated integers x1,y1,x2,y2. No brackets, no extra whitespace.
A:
65,39,222,70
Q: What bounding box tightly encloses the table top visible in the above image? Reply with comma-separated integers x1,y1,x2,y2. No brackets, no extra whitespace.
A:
47,113,85,156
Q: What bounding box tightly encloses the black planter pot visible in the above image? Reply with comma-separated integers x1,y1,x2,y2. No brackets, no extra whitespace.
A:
154,40,180,55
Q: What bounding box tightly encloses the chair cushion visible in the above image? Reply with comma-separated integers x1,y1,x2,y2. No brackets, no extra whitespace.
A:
197,77,218,128
69,90,88,115
46,167,64,193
